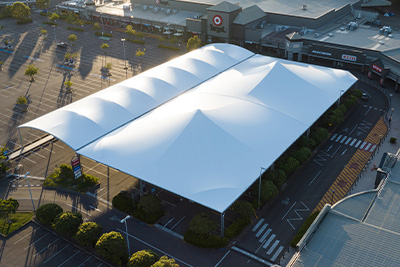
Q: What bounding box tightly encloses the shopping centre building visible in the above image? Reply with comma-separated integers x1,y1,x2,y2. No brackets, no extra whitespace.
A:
57,0,399,89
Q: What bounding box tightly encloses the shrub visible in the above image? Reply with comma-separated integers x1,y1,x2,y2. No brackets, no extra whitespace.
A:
390,137,397,143
352,89,363,98
184,230,228,248
292,147,312,165
42,21,57,26
39,12,47,16
310,127,328,145
138,195,162,214
291,211,320,247
49,12,59,21
189,213,217,236
75,222,103,247
36,203,63,226
344,95,357,109
152,256,179,267
280,157,300,177
112,191,134,214
95,32,113,37
300,136,317,149
126,38,145,45
135,31,145,38
128,249,159,267
53,211,83,236
2,6,12,17
67,26,84,32
16,18,32,24
93,23,101,30
251,179,279,204
16,95,27,105
225,216,250,238
232,200,253,219
96,231,128,265
265,169,287,189
157,44,180,51
125,25,135,36
187,35,201,51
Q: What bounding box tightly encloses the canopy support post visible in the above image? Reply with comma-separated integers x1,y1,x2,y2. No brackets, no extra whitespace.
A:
306,128,310,138
220,212,225,237
18,128,24,154
140,180,144,197
259,167,267,209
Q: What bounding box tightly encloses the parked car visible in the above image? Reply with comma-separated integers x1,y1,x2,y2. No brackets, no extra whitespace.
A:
57,42,68,48
362,93,368,101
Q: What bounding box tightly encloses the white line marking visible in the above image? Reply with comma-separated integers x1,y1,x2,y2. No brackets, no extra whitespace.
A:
89,205,102,212
170,216,185,230
164,217,175,228
271,246,284,262
349,124,358,135
335,135,342,142
263,234,276,249
340,136,347,143
370,144,377,152
309,170,321,186
281,202,296,220
34,238,60,257
364,143,371,151
267,240,279,255
259,229,271,243
331,145,341,158
15,229,38,244
330,134,337,141
326,145,332,152
117,228,194,267
345,137,352,145
341,148,347,156
24,233,50,250
255,223,268,237
78,256,92,267
215,250,230,267
350,139,357,146
58,250,80,267
67,204,91,216
252,218,264,232
359,141,367,149
44,245,70,264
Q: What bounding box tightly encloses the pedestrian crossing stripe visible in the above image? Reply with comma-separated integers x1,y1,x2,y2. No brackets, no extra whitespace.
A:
251,219,284,262
314,117,387,212
330,133,376,152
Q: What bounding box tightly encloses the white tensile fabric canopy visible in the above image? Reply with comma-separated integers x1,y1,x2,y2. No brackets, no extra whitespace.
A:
20,44,357,213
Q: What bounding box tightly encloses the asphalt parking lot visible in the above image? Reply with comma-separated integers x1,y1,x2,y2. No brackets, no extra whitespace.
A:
0,221,108,267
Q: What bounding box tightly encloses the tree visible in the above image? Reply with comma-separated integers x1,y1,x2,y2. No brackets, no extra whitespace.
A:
233,200,253,219
93,22,101,30
49,12,59,22
96,231,128,265
68,34,77,45
292,147,312,165
151,256,179,267
11,2,30,19
36,203,63,226
40,27,47,38
53,211,83,236
138,195,162,214
35,0,49,10
189,213,217,236
100,43,109,65
25,64,38,81
128,249,159,267
187,35,201,51
125,25,135,36
75,222,103,247
0,145,10,173
0,198,19,223
135,48,145,73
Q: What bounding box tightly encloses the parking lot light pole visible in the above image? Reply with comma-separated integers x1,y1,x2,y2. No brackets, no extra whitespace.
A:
52,25,56,44
259,167,267,209
24,172,35,213
120,215,131,256
121,39,128,70
337,89,345,108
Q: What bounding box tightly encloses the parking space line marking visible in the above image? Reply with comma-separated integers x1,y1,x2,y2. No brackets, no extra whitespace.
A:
215,250,230,267
170,216,185,230
67,204,92,216
14,229,38,244
309,170,321,186
97,263,103,267
44,244,70,264
24,233,50,250
58,250,80,266
164,217,175,228
34,238,60,257
78,256,92,267
117,228,195,267
252,218,264,232
89,205,103,212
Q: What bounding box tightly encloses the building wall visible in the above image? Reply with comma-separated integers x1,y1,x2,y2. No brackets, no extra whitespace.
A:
132,0,211,13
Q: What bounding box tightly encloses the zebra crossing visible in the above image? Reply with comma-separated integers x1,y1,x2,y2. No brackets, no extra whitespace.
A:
330,133,377,153
251,218,284,262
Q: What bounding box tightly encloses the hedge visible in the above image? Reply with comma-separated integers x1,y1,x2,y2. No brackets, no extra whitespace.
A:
16,18,33,25
53,211,83,236
291,211,320,247
310,127,328,146
292,147,312,165
126,38,145,45
95,32,113,37
42,21,57,26
225,216,250,238
184,230,228,248
133,208,165,224
280,157,300,177
112,191,135,214
157,44,180,51
67,26,84,32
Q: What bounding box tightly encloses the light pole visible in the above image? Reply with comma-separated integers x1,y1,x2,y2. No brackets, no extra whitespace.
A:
338,90,344,108
258,167,267,209
389,93,393,108
24,172,35,212
52,25,57,44
120,215,131,256
121,39,128,70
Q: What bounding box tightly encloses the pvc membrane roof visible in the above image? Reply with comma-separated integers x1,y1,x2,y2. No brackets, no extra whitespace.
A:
20,44,357,213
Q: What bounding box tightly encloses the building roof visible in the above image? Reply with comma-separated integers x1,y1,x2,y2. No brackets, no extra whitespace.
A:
361,0,392,7
289,155,400,267
207,1,241,12
19,44,357,213
233,5,266,25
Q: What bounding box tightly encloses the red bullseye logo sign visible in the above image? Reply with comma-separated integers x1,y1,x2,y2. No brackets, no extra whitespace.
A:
213,15,223,26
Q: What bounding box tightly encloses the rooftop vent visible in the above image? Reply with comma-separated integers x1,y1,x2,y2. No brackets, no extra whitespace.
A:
328,33,333,37
302,4,307,10
347,21,358,31
379,40,385,45
379,26,392,36
340,27,345,31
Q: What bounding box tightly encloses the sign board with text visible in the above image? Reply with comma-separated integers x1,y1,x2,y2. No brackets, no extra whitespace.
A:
71,155,82,179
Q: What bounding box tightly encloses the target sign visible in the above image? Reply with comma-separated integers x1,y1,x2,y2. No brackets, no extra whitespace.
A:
213,15,223,26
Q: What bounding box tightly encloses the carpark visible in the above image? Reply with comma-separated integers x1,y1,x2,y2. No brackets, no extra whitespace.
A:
0,221,108,266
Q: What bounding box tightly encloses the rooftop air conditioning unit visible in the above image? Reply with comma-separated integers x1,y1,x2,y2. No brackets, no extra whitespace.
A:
194,14,200,19
154,7,159,12
379,40,384,45
302,4,307,10
142,5,147,10
165,9,171,14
